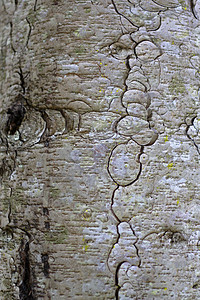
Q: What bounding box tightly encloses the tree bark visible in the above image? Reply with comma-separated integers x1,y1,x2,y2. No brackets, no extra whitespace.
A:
1,0,200,299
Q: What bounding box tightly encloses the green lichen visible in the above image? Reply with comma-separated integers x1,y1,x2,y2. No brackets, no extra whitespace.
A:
49,187,61,199
178,0,186,7
9,187,27,213
0,278,15,300
2,278,12,289
45,226,68,244
84,8,91,13
169,75,186,95
27,10,37,25
167,162,174,169
175,31,189,39
75,45,86,55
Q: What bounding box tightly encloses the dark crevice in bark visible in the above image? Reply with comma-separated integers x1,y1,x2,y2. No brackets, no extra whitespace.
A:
148,14,162,32
34,0,38,11
189,0,198,19
123,160,143,187
185,117,200,155
17,67,27,94
52,0,60,4
41,254,50,278
19,241,35,300
111,0,139,28
9,22,16,53
25,18,32,48
60,110,74,133
14,0,18,9
121,54,132,113
6,102,26,135
112,115,126,133
8,94,72,148
110,185,120,223
107,26,145,294
115,261,127,300
129,223,141,267
77,114,81,131
7,187,13,224
39,110,53,146
43,207,49,216
44,221,50,230
106,220,121,273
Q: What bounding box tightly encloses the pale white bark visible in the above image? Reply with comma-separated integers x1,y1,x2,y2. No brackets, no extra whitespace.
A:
0,0,200,299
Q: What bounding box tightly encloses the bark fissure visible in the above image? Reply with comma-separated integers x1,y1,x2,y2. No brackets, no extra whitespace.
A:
106,5,144,294
185,116,200,155
9,22,16,53
25,18,32,48
111,0,139,29
19,241,35,300
41,254,50,278
34,0,38,11
107,1,166,297
189,0,198,19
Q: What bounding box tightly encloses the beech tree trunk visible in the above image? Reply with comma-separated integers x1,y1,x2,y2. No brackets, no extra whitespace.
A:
1,0,200,299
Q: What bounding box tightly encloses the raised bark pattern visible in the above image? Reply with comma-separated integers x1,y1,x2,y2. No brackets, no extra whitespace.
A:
1,0,200,299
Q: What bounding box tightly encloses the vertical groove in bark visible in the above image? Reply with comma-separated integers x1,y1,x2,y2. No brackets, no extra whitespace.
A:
19,241,34,300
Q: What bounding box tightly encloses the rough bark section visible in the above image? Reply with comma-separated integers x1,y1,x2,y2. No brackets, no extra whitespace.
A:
1,0,200,299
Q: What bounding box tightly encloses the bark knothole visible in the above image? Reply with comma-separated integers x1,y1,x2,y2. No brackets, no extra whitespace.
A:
6,102,26,135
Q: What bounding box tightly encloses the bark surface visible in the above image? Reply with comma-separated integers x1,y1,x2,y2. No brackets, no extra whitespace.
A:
1,0,200,299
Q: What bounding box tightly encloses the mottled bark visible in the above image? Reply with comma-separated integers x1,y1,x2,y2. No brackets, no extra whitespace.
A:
1,0,200,299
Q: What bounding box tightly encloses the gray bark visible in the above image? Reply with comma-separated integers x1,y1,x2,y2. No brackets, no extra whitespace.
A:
1,0,200,299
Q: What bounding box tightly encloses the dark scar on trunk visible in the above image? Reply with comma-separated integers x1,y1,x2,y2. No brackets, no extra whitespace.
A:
6,102,26,135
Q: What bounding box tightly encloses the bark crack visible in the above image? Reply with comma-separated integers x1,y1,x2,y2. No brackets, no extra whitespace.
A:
9,22,16,53
34,0,38,11
25,17,32,48
19,240,35,300
106,31,143,300
41,254,50,278
185,116,200,155
111,0,139,29
189,0,198,19
106,7,163,297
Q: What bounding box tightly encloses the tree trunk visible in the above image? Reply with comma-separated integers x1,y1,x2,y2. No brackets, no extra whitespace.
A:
1,0,200,299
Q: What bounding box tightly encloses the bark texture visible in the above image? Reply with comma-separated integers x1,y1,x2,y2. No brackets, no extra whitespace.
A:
1,0,200,299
